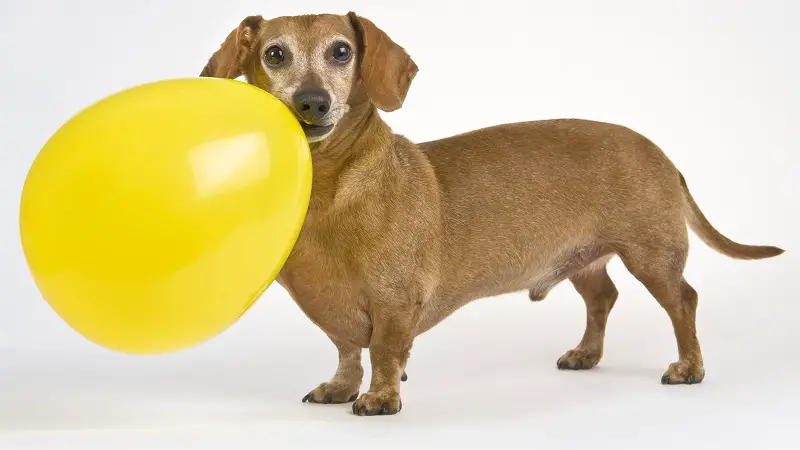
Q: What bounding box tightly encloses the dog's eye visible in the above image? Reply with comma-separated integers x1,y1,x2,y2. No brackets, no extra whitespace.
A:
331,42,352,63
264,46,284,67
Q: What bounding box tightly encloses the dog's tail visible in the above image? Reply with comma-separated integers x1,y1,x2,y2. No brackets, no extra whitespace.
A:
680,173,784,260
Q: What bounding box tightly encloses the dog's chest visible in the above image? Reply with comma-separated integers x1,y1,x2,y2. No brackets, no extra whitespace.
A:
276,221,373,347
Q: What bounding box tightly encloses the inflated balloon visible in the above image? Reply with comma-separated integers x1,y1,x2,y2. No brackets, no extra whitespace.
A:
19,78,312,354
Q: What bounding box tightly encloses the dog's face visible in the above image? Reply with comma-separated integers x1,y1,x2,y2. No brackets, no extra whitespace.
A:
201,13,418,143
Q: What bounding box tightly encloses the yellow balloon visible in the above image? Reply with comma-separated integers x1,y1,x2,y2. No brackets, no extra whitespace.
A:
19,78,311,354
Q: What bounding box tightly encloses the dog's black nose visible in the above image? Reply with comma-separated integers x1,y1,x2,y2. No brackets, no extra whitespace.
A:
292,89,331,123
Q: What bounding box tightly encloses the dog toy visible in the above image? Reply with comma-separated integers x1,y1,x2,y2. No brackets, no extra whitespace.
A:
19,78,311,354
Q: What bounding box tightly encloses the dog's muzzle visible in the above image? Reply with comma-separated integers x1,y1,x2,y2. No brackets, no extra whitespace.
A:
292,88,335,140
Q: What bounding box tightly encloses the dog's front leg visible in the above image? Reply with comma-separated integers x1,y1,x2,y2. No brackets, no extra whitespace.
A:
352,297,420,416
302,336,363,404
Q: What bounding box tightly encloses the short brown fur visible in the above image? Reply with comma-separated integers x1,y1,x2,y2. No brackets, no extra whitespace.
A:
201,12,784,416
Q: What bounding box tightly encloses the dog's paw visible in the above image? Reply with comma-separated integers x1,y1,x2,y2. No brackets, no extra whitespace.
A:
661,361,705,385
556,348,601,370
302,382,360,404
352,391,402,416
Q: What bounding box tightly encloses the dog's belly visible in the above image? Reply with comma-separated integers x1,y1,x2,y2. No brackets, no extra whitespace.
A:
417,243,614,334
524,245,615,299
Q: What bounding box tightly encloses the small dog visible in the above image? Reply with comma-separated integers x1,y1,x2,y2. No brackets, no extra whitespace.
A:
200,12,783,416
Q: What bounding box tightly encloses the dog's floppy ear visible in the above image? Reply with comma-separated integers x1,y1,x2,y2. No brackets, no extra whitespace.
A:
348,12,418,112
200,15,263,79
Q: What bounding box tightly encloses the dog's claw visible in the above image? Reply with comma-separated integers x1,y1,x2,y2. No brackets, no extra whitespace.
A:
556,348,600,371
661,362,705,385
352,394,402,416
557,357,583,370
303,386,359,404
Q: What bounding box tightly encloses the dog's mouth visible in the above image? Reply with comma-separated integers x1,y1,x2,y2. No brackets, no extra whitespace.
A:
300,121,335,141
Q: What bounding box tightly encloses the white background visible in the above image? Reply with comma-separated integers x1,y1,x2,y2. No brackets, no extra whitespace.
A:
1,0,797,448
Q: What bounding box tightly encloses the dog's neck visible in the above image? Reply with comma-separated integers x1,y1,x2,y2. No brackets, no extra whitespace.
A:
305,102,398,213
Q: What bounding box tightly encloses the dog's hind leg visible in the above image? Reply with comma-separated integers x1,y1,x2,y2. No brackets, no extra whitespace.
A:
617,239,705,384
557,263,619,370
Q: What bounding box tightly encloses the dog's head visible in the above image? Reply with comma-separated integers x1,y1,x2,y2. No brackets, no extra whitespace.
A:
200,13,418,143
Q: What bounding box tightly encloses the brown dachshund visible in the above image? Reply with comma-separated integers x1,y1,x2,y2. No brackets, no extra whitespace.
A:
200,12,784,416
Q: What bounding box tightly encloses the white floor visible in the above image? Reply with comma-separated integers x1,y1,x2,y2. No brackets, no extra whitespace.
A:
1,249,796,449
